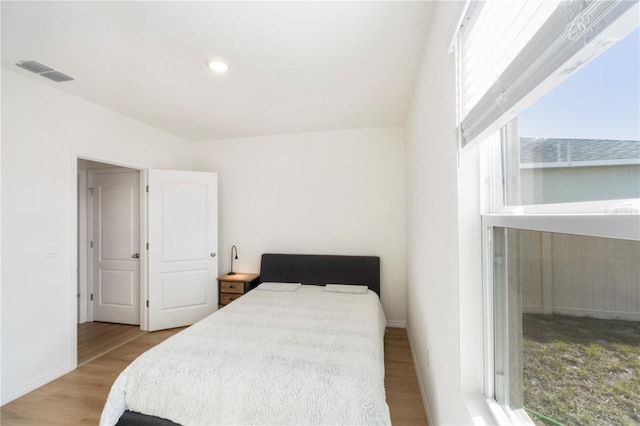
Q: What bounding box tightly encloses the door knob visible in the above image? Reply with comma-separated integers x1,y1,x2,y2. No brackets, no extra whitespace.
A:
132,253,140,259
210,253,217,257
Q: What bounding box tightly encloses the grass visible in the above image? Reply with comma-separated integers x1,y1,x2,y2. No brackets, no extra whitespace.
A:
522,314,640,426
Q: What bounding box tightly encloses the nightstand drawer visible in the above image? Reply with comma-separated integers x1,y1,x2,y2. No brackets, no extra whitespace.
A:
221,281,244,294
220,293,241,305
217,273,260,308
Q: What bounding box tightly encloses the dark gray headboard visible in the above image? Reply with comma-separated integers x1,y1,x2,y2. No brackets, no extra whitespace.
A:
259,253,381,297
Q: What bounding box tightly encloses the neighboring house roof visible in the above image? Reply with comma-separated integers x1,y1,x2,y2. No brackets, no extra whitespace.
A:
520,137,640,168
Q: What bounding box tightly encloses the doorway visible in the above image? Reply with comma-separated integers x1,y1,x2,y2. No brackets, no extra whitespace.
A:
74,158,218,365
77,159,145,364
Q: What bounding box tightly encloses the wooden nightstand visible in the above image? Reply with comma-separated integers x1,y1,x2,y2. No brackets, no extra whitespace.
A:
217,273,260,306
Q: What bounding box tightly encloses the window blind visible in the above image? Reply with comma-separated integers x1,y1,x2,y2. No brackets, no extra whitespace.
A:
456,0,638,148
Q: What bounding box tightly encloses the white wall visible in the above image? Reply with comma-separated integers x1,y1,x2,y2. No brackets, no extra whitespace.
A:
1,71,192,404
405,1,479,424
191,128,407,324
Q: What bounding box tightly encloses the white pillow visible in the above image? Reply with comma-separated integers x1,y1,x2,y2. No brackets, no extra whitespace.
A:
257,282,301,292
324,284,368,294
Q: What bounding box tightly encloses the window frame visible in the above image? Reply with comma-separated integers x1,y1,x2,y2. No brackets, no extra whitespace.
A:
455,2,640,423
480,86,639,422
482,152,640,419
481,212,639,423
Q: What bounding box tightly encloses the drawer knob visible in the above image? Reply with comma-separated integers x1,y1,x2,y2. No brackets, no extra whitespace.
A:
230,285,236,289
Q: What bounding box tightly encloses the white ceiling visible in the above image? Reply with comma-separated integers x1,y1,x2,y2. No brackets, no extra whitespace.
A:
1,1,433,142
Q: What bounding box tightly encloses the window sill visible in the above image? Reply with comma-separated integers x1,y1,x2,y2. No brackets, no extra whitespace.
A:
461,393,501,426
463,394,537,426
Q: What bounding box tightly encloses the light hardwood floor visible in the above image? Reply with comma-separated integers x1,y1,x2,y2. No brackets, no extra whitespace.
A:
2,326,427,425
384,327,429,425
77,322,146,366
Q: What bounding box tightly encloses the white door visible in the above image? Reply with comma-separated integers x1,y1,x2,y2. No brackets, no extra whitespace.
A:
90,170,140,325
148,170,218,331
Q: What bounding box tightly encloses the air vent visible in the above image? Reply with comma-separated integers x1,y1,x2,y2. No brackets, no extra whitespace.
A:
15,60,74,83
16,60,53,74
40,71,74,83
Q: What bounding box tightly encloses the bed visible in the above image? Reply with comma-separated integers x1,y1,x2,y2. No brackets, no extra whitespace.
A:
100,253,389,426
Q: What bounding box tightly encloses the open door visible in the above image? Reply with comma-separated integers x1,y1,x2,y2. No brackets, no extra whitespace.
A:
147,170,218,331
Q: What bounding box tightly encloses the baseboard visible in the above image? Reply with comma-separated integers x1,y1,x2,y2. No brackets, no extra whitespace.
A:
1,362,74,406
406,325,434,426
386,320,406,328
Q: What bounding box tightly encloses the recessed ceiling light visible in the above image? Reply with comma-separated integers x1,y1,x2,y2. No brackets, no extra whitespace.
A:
206,59,229,73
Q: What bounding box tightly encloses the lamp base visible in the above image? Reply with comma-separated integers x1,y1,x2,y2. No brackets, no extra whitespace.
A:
228,272,237,275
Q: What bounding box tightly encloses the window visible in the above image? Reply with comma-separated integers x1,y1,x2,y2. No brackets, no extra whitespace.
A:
482,24,639,426
455,1,637,148
501,28,640,209
490,227,640,425
454,2,640,425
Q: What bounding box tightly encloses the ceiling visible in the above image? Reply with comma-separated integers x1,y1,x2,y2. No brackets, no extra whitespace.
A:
1,1,434,142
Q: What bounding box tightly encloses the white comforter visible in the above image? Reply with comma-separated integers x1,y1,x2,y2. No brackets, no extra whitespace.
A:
100,285,390,425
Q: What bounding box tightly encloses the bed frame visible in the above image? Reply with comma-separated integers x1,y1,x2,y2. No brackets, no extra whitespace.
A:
113,253,381,426
259,253,381,297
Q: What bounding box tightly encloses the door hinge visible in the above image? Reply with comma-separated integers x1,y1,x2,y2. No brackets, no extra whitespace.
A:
146,242,149,250
90,241,93,248
146,185,149,193
90,293,94,301
146,300,149,308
